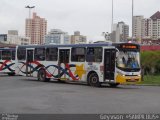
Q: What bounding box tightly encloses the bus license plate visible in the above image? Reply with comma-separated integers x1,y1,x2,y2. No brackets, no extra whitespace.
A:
130,78,135,82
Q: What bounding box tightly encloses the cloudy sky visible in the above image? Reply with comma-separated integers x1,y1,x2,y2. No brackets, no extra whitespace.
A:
0,0,159,40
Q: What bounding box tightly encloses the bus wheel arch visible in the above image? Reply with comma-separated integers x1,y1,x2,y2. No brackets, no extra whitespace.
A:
37,68,50,82
87,71,101,87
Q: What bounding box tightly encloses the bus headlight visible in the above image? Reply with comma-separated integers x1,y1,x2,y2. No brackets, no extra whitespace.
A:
117,71,125,77
121,74,125,77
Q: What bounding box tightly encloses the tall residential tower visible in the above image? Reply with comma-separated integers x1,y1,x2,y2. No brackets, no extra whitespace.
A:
25,12,47,44
133,11,160,42
133,16,144,39
111,21,129,42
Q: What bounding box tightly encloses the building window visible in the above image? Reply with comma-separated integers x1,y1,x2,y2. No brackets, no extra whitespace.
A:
86,47,102,62
71,47,86,62
46,48,58,61
34,48,45,61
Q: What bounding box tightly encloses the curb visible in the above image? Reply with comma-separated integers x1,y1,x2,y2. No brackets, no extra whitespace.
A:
130,84,160,86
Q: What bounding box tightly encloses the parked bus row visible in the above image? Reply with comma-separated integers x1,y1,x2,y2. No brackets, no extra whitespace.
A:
0,43,141,87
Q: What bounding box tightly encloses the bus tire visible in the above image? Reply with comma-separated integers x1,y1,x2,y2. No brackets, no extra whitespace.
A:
38,69,50,82
88,72,101,87
109,83,119,87
8,72,15,76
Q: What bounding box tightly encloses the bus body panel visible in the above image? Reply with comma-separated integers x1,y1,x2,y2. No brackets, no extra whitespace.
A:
0,60,15,73
15,43,141,86
70,62,86,81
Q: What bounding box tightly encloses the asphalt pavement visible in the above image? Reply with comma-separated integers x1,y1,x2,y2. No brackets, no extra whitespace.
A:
0,74,160,114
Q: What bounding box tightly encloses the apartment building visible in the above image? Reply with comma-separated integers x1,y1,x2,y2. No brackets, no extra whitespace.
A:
45,29,70,44
25,12,47,44
111,21,129,42
150,11,160,40
133,16,144,39
133,11,160,41
0,30,30,45
71,31,87,44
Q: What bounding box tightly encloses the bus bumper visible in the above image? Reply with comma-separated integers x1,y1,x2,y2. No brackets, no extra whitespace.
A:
116,74,141,84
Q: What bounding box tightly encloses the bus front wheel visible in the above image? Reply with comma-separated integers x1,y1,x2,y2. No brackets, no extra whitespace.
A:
88,73,101,87
38,69,50,82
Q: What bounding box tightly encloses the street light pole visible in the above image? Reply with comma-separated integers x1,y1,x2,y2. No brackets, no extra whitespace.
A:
111,0,114,32
132,0,134,42
25,5,35,19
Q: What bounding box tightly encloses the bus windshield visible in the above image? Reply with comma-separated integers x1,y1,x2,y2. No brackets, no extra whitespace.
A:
116,51,140,71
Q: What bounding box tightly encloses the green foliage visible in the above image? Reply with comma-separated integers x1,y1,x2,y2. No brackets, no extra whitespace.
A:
140,75,160,85
141,51,160,74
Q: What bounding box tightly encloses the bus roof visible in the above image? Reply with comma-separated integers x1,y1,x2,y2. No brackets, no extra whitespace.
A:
17,42,140,48
0,47,16,50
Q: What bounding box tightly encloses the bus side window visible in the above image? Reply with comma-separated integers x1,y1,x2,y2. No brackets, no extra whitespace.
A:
110,50,116,71
46,48,58,61
2,50,11,60
17,48,26,60
0,51,1,60
59,51,65,63
12,50,15,60
59,50,70,63
86,47,102,62
71,47,86,62
34,48,45,61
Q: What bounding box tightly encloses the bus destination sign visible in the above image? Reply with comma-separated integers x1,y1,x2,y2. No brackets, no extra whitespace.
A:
122,45,137,49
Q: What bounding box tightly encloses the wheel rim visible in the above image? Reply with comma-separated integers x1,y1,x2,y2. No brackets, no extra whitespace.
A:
89,73,99,87
39,70,45,81
91,76,98,83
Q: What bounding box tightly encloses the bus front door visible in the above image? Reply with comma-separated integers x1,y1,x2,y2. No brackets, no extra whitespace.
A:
104,49,116,81
58,49,70,80
26,49,34,77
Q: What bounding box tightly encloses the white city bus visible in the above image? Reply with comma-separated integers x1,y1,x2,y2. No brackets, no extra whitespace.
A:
15,43,141,87
0,47,16,76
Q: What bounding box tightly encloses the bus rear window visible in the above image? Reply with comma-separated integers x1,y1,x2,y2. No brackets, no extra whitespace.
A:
86,47,102,62
2,50,11,60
